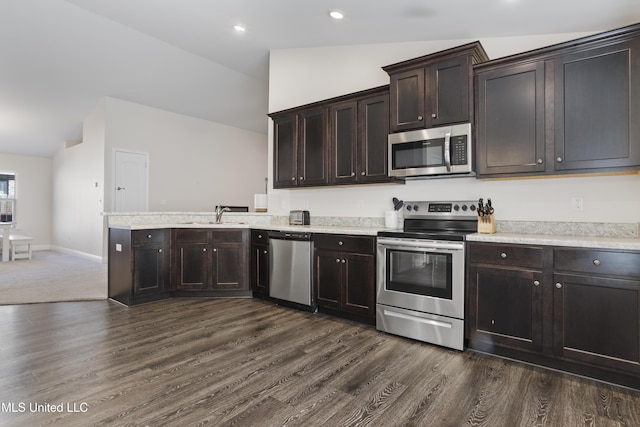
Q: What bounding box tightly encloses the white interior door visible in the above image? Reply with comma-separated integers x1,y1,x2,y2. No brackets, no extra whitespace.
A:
114,150,148,212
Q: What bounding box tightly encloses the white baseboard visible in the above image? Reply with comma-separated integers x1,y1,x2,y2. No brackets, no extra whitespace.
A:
49,245,106,264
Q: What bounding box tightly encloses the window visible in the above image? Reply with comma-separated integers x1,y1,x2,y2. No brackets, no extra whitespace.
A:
0,173,15,223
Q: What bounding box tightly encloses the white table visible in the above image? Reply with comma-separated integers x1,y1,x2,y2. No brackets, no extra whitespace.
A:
0,223,11,262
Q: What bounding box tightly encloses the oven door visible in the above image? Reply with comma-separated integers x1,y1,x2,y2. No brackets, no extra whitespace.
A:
376,237,465,319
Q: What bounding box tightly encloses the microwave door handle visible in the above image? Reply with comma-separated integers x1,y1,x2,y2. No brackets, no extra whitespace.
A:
444,132,451,172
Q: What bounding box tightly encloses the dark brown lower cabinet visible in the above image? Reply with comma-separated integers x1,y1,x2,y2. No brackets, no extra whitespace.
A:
171,228,249,295
467,265,543,353
467,242,640,388
108,228,170,306
314,234,375,322
250,230,270,297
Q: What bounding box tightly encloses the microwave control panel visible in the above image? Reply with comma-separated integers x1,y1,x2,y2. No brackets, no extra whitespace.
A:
450,135,468,165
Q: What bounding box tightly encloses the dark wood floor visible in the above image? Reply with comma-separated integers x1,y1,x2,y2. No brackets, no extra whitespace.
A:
0,299,638,426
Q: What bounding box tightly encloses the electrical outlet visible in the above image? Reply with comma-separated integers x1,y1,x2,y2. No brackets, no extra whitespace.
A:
571,197,584,211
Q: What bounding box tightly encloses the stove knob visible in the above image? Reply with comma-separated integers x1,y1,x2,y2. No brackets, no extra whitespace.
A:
470,204,476,211
413,204,419,212
406,205,412,211
461,205,468,211
453,204,460,211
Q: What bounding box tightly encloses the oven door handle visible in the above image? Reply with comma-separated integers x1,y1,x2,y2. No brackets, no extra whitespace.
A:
377,238,464,252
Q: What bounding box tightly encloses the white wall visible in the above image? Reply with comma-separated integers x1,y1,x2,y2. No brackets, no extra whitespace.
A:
268,33,640,224
0,153,51,248
103,98,268,213
51,100,106,260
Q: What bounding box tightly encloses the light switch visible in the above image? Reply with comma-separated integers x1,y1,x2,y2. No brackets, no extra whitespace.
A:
115,243,122,252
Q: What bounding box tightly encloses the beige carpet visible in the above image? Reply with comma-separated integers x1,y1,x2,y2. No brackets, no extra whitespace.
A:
0,250,107,305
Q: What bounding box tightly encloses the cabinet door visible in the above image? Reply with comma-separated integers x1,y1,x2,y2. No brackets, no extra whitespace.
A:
358,93,391,183
330,101,358,184
389,68,425,132
133,243,168,296
476,61,546,176
250,243,269,295
553,274,640,374
428,56,470,126
297,107,329,186
273,114,297,188
553,39,640,171
212,244,247,290
174,243,210,290
467,266,543,353
315,249,342,309
343,253,375,317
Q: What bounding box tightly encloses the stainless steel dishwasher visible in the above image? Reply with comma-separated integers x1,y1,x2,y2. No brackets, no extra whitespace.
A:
268,231,314,310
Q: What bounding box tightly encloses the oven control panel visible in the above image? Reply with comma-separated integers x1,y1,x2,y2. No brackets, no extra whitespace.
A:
404,200,477,219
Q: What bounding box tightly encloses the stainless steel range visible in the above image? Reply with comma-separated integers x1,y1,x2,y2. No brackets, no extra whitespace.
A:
376,200,478,350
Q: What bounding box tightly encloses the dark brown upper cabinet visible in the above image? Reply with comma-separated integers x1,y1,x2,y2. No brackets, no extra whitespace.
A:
383,42,489,132
475,23,640,178
271,107,329,189
270,86,395,189
329,87,391,185
475,61,547,176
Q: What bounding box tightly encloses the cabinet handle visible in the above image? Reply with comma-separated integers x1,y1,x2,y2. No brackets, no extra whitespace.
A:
431,113,437,119
533,280,540,286
299,176,304,180
350,172,355,177
203,248,207,252
556,156,563,163
263,250,268,254
338,241,344,246
258,234,262,239
537,158,543,164
291,177,296,181
500,252,507,259
213,248,217,252
158,249,162,253
417,115,423,121
341,259,346,263
336,259,341,263
147,234,152,239
361,171,366,176
555,282,562,289
593,259,601,266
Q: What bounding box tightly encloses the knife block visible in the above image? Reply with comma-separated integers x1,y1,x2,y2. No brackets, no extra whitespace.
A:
478,214,496,234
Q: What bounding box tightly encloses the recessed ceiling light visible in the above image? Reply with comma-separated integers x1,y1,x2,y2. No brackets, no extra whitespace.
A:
233,24,246,32
329,10,344,20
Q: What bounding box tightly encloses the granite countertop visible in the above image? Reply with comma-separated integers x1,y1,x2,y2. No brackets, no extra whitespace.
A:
106,212,640,248
109,222,384,236
467,232,640,251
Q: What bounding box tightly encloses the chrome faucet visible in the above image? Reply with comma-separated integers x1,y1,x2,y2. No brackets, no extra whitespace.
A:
215,206,230,223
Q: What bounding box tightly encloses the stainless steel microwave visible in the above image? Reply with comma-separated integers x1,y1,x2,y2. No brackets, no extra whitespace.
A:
388,123,473,178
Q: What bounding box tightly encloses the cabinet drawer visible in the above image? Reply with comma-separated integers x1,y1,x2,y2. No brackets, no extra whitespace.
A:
173,229,209,243
251,230,269,244
314,234,375,254
133,229,167,245
468,242,543,269
554,248,640,278
211,229,245,244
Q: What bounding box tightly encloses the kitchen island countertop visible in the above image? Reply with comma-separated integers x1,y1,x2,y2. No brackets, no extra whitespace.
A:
108,222,385,236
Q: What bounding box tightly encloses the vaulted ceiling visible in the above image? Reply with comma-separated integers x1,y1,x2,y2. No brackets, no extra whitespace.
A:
1,0,639,157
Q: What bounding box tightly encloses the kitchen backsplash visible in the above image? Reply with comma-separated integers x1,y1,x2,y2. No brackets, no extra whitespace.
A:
496,220,639,238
